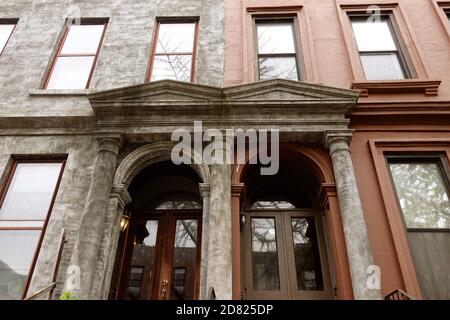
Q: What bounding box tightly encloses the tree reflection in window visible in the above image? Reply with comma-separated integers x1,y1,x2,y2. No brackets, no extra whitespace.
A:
389,161,450,229
249,201,295,210
251,218,280,290
156,200,201,210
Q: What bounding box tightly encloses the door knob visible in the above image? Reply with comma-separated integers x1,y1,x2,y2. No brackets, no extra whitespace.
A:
162,280,168,286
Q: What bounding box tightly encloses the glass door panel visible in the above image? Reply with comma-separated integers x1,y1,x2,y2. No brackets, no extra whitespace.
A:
169,219,199,300
123,220,159,300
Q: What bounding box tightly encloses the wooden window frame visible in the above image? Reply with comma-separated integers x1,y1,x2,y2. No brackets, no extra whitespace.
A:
253,17,303,81
41,18,108,90
369,139,450,299
348,13,413,80
145,17,200,83
0,157,66,299
337,2,439,97
0,19,19,56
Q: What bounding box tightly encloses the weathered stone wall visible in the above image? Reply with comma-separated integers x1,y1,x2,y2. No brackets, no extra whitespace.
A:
0,0,225,299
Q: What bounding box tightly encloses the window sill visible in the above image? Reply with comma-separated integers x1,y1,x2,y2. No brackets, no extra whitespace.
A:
29,89,94,97
351,79,441,97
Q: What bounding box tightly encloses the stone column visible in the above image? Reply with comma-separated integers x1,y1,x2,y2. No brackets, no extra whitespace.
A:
199,183,210,300
206,163,232,299
66,136,122,299
324,131,381,300
231,183,244,299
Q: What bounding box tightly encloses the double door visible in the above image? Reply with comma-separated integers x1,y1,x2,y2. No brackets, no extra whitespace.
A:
242,210,334,300
118,211,201,300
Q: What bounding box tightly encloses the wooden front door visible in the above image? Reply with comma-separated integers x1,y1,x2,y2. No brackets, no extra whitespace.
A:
118,211,202,300
242,210,334,300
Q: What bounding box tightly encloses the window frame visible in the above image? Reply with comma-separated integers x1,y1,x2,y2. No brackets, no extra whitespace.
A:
385,154,450,233
146,17,200,83
0,157,66,299
0,19,18,56
434,1,450,37
42,19,108,90
253,16,303,81
348,12,414,80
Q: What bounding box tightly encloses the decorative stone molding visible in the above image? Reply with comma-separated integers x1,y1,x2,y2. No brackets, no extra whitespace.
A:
97,135,123,156
113,141,210,187
323,130,354,156
109,184,132,209
199,183,211,198
352,79,441,97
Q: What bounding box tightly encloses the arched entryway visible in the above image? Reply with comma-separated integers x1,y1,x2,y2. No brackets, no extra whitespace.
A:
231,144,354,300
105,143,210,300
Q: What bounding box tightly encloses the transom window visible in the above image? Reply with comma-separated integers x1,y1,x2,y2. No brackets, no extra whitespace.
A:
45,21,107,89
255,19,301,81
0,20,18,55
0,160,65,300
350,15,410,80
148,20,198,82
387,156,450,299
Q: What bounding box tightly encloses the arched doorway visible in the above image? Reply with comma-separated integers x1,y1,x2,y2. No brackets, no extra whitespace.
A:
112,161,203,300
239,148,335,300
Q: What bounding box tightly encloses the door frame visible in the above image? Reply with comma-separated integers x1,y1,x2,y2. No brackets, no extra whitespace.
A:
115,209,202,300
241,209,334,300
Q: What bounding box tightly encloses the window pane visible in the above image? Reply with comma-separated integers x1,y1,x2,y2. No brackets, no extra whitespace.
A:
0,24,15,53
46,56,95,89
0,163,62,221
291,218,324,291
171,219,198,300
351,20,397,51
155,23,195,53
251,218,280,290
259,56,298,81
389,162,450,229
250,201,296,210
151,55,192,82
125,220,158,300
361,53,405,80
257,22,296,54
60,24,105,55
0,230,41,300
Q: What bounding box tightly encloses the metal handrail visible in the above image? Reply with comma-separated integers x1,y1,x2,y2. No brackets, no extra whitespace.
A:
384,289,415,300
24,228,67,300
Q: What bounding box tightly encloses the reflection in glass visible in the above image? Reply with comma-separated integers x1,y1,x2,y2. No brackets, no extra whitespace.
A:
0,163,62,221
171,219,198,300
156,23,195,53
351,20,397,52
389,162,450,229
0,230,40,300
259,57,298,81
156,200,201,210
60,25,104,54
125,220,158,300
0,24,15,53
249,201,295,210
256,20,299,81
361,53,404,80
46,56,95,89
151,55,192,82
251,218,280,290
257,23,296,54
291,218,323,291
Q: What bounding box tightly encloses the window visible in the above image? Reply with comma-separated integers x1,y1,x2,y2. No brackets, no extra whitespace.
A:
148,20,198,82
45,21,107,89
0,160,65,299
387,156,450,299
255,19,300,81
0,20,17,55
446,10,450,22
350,15,410,80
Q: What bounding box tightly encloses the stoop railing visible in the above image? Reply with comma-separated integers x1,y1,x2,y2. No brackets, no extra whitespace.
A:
384,289,415,300
24,228,67,300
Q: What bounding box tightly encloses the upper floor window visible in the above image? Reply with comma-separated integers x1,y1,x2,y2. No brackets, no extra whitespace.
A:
255,19,300,81
388,156,450,299
0,19,18,55
148,19,198,82
350,15,411,80
0,159,65,299
445,10,450,22
45,20,107,89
